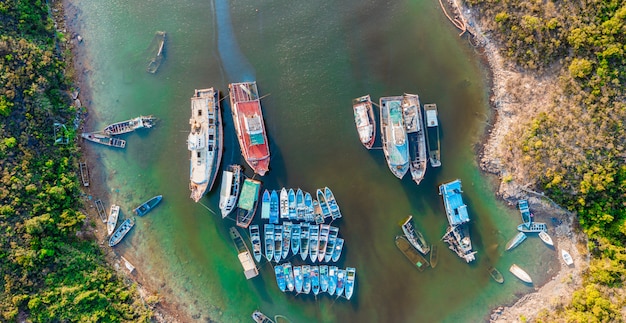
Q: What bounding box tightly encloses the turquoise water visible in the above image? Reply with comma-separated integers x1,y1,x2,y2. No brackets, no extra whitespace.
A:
69,0,558,321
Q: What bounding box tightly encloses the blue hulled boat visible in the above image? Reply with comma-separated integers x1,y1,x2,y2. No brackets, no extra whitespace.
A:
261,189,270,220
288,188,296,220
328,266,338,296
274,264,286,292
324,187,342,220
331,237,344,262
296,188,305,221
134,195,162,216
269,190,279,224
293,265,303,293
345,267,356,300
311,265,320,296
282,222,292,260
283,262,294,292
318,224,330,262
304,192,314,222
300,223,310,261
249,225,262,263
309,224,319,263
336,269,346,298
264,224,274,262
291,223,301,255
302,265,311,294
273,225,283,262
319,265,329,293
324,226,339,262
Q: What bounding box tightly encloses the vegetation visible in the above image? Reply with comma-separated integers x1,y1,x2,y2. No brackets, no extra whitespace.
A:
466,0,626,320
0,1,151,321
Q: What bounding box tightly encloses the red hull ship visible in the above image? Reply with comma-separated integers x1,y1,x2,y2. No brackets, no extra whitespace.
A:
229,82,270,176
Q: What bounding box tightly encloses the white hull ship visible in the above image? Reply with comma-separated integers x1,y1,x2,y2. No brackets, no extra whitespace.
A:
219,165,242,218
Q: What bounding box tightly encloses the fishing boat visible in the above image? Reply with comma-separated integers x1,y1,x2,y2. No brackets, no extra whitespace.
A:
81,132,126,148
324,226,339,262
429,244,438,268
518,199,532,225
103,115,156,136
219,165,242,218
264,224,274,262
249,225,262,263
311,265,320,296
279,188,289,219
283,262,295,292
353,94,376,149
403,94,427,185
134,195,163,216
395,236,430,271
328,266,338,296
288,188,297,220
291,223,301,256
107,204,120,236
236,178,261,228
309,224,320,263
269,190,279,224
146,31,166,74
401,215,430,255
344,267,356,300
561,249,574,265
229,81,270,176
324,187,342,220
94,199,107,223
121,256,135,273
108,218,135,247
439,180,476,263
488,266,504,284
505,232,527,251
319,265,329,293
300,223,310,261
379,96,410,179
312,199,324,224
230,227,259,279
260,190,271,220
296,188,305,221
79,161,89,187
316,189,331,219
336,269,346,298
539,231,554,246
304,192,314,222
517,222,547,233
252,310,275,323
302,265,311,294
509,264,532,283
293,265,303,293
274,264,287,292
282,222,292,260
188,88,223,202
331,237,344,262
423,103,441,167
317,224,330,262
273,225,283,263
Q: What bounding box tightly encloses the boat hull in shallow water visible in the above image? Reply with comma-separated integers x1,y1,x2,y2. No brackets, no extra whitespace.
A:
509,264,532,283
134,195,162,216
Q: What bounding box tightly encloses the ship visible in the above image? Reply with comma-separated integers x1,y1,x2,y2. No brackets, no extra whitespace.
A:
379,96,409,179
352,94,376,149
81,132,126,148
236,178,261,228
395,235,430,271
403,94,427,184
109,218,135,247
400,215,430,255
228,81,270,176
219,165,242,218
103,115,156,136
229,227,259,279
505,232,527,251
133,195,162,216
188,88,223,202
146,31,166,74
423,103,441,167
439,179,476,263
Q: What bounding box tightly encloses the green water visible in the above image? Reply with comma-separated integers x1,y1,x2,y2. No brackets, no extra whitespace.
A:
68,0,558,321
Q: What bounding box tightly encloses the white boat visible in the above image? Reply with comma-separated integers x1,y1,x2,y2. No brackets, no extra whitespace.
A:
107,204,120,236
353,94,376,149
561,249,574,265
509,264,532,283
261,189,270,220
505,232,527,251
538,231,553,246
403,93,427,185
279,188,289,219
218,165,242,218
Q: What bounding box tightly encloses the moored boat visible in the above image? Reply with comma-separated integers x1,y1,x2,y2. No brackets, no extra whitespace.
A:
379,96,409,179
134,195,162,216
505,232,527,251
236,178,261,228
264,224,274,262
188,88,222,202
319,265,329,293
293,265,303,293
252,310,275,323
229,81,270,176
403,94,427,185
353,94,376,149
488,266,504,284
104,115,156,136
230,227,259,279
284,262,295,292
274,264,286,292
429,244,438,268
109,218,134,247
279,188,289,219
509,264,532,283
324,226,339,262
344,267,356,300
81,132,126,148
282,222,292,260
423,103,441,167
439,180,476,263
328,266,338,296
291,223,301,256
317,224,330,262
331,237,344,262
300,223,310,261
324,187,342,220
249,225,262,263
336,269,346,298
304,191,314,222
518,199,532,225
269,190,279,224
302,265,311,294
312,199,324,224
395,236,430,271
538,231,554,246
219,165,242,218
94,199,107,223
401,215,430,255
311,265,320,296
296,188,305,221
273,225,283,263
561,249,574,265
316,189,331,219
107,204,120,236
309,224,320,263
288,188,296,220
517,222,547,233
146,31,166,74
261,190,271,220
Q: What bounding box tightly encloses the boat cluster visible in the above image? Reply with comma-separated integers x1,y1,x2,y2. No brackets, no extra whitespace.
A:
82,115,156,149
274,263,356,299
104,195,162,247
395,216,437,271
260,223,344,264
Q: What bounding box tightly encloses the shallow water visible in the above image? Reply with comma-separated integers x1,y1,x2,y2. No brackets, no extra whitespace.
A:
70,0,558,321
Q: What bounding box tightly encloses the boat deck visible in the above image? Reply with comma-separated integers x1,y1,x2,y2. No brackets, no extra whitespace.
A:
94,199,107,223
79,161,89,187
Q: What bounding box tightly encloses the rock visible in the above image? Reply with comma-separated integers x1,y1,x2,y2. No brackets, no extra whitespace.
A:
72,89,80,100
74,99,82,108
77,35,83,43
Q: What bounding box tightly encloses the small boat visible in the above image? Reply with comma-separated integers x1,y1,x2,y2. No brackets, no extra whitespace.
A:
269,190,279,224
107,204,120,236
81,132,126,148
304,192,314,222
120,256,135,273
505,232,527,251
108,218,134,247
146,31,166,74
331,237,344,262
561,249,574,265
296,188,305,221
309,224,319,263
379,96,409,179
401,215,430,255
282,222,292,260
312,199,324,224
261,190,271,220
229,81,270,176
429,244,438,268
488,266,504,284
509,264,532,283
264,224,274,262
403,94,427,185
293,265,303,293
538,231,554,246
279,188,289,219
273,225,283,263
423,103,441,167
94,199,107,223
299,223,310,261
134,195,163,216
230,227,259,279
319,265,329,293
344,267,356,300
291,223,301,256
252,310,275,323
353,94,376,149
302,265,311,294
316,189,331,219
288,188,296,220
236,178,261,228
274,264,287,292
395,236,430,271
328,266,338,296
104,115,156,136
517,222,547,233
311,265,320,296
317,224,330,262
439,180,476,263
219,165,242,218
249,225,263,263
336,269,346,298
518,199,532,225
324,187,342,220
324,226,339,262
79,161,89,187
283,262,295,292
